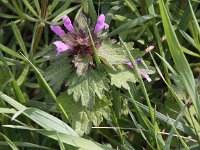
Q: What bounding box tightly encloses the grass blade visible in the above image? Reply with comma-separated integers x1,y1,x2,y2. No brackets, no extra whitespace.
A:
22,0,38,17
21,54,69,120
0,43,26,61
0,132,19,150
107,15,155,38
11,22,28,56
158,0,200,118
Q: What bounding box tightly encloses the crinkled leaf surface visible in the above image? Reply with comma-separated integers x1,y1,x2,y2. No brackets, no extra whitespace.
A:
107,65,136,90
107,60,155,90
67,69,109,109
98,40,129,65
58,92,111,136
73,54,91,76
45,53,72,92
98,40,145,66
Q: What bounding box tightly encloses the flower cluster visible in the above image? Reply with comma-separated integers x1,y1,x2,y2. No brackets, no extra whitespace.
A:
50,14,109,57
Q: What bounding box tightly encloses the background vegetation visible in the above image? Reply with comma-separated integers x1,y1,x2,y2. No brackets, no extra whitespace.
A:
0,0,199,149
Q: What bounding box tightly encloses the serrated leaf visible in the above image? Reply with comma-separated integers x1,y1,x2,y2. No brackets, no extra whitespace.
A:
107,65,136,90
45,53,72,92
58,92,111,136
98,40,128,65
67,69,109,109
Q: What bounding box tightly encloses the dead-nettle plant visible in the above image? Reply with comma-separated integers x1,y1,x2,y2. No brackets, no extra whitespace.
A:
46,14,154,135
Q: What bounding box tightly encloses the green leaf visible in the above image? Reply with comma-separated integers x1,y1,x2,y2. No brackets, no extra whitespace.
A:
22,0,38,17
87,0,97,23
158,0,200,117
38,131,114,150
11,22,28,56
45,53,72,92
67,69,109,109
0,141,53,149
0,43,26,61
73,54,90,76
107,15,156,38
181,46,200,58
0,91,77,136
0,132,19,150
98,40,129,65
34,0,40,14
48,1,72,19
3,126,113,150
51,5,81,23
107,65,136,90
58,92,111,136
74,13,88,31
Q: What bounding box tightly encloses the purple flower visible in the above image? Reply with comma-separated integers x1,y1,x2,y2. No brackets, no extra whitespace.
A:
125,58,152,82
139,70,152,82
62,15,74,32
134,58,142,66
50,14,109,56
125,58,142,68
50,25,66,36
53,41,71,55
94,14,109,34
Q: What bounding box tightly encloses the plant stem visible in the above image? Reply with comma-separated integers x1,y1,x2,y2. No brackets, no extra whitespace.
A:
86,24,101,70
29,0,48,57
119,37,155,124
22,54,69,120
111,108,125,145
0,50,25,103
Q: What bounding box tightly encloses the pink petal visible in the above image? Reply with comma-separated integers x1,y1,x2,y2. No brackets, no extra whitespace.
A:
50,25,65,36
53,41,71,55
125,61,133,68
94,14,109,34
125,60,152,82
62,15,74,32
125,58,142,68
104,23,109,29
134,58,142,66
139,71,152,82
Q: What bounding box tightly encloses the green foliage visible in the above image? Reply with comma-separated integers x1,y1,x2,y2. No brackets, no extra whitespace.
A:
58,92,111,136
67,69,109,109
73,54,91,76
45,53,72,92
0,0,200,149
98,40,129,65
107,65,136,90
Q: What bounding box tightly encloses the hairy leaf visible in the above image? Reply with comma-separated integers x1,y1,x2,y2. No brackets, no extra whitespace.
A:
67,69,109,109
73,54,91,76
107,60,154,90
58,92,111,136
45,53,72,92
107,65,136,90
98,40,129,65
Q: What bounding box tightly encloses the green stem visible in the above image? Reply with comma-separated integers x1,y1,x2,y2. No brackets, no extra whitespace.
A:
119,37,155,124
86,25,101,70
29,0,48,57
11,0,24,19
22,54,68,120
111,108,125,145
152,21,172,86
0,50,25,103
41,0,48,18
145,1,172,86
